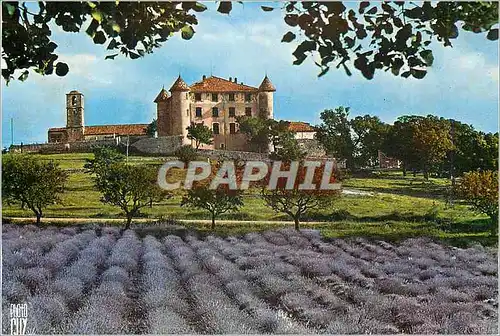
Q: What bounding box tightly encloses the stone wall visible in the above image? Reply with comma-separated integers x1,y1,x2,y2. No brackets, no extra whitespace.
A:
198,149,269,161
9,139,119,154
130,136,184,155
297,138,326,158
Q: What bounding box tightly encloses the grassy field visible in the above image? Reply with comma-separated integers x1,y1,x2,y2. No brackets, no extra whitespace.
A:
2,153,495,246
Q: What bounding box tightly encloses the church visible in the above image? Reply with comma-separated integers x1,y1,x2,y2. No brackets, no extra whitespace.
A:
48,74,316,152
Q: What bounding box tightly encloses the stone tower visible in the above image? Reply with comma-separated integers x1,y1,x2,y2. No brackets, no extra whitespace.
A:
66,90,84,141
258,75,276,119
154,87,170,136
169,76,191,145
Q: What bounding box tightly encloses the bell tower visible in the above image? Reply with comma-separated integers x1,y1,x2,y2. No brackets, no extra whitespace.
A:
66,90,84,141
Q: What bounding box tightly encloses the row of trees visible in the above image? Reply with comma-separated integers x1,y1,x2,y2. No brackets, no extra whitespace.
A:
315,107,498,178
2,147,498,234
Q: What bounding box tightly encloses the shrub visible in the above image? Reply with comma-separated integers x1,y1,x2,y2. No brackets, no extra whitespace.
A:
455,170,498,235
2,154,68,224
174,145,199,164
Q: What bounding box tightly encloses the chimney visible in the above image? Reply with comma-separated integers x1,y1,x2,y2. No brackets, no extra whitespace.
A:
234,77,237,83
229,77,232,82
202,75,206,80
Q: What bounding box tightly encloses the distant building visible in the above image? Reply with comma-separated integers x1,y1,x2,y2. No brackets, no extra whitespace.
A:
288,121,316,140
48,90,148,143
154,75,275,151
378,150,401,169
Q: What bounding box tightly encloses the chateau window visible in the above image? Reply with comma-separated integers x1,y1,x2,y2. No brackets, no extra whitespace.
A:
245,93,252,102
195,107,202,118
220,143,225,149
72,96,77,106
212,123,220,135
229,107,236,117
212,107,219,117
212,93,218,102
229,123,236,134
245,107,252,117
195,93,202,102
228,93,235,101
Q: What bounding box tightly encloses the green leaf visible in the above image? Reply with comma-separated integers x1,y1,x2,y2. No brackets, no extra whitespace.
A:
5,3,16,16
181,25,195,40
18,70,29,82
193,2,207,12
318,66,330,77
261,6,274,12
55,62,69,77
107,39,118,50
87,2,97,9
420,50,434,66
342,63,352,76
217,2,232,14
91,9,103,23
93,31,106,44
129,51,140,59
359,2,370,14
487,28,498,41
105,54,119,60
281,31,296,43
410,68,426,79
85,19,99,38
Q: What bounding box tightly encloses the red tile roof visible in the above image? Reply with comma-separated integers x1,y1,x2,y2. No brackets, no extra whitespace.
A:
154,88,169,102
48,127,66,132
259,76,276,92
169,76,190,91
85,124,149,136
288,121,315,132
190,76,258,93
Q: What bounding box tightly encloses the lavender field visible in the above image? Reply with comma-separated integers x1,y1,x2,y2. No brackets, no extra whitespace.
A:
2,224,498,334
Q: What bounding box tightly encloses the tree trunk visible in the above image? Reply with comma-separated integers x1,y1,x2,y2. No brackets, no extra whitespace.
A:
35,212,42,226
402,163,407,177
211,214,216,231
294,217,300,231
423,168,429,180
490,213,498,236
125,214,133,230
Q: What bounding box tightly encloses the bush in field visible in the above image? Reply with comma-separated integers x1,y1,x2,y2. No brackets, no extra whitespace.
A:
94,162,171,228
187,123,214,149
455,170,498,235
175,145,199,165
182,185,244,230
2,154,68,224
84,146,125,175
261,162,341,230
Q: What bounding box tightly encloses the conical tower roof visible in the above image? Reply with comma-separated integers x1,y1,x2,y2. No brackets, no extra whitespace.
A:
258,75,276,92
169,75,190,92
153,87,169,102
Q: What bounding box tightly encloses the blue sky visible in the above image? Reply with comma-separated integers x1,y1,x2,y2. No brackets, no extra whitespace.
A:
2,2,498,146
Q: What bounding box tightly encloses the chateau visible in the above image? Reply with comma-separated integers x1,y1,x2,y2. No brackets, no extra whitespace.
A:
154,74,276,151
48,74,316,153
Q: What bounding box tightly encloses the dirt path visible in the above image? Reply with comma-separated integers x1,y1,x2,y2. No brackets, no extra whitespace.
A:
4,217,328,226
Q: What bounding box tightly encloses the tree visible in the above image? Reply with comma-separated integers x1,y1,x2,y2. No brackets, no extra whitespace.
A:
181,185,243,230
146,119,157,137
237,116,270,152
383,115,453,179
180,160,244,230
174,145,199,165
315,107,355,169
94,162,170,228
261,162,341,230
2,154,68,224
3,2,497,83
412,115,454,179
186,123,213,149
84,146,125,175
263,1,498,79
269,130,306,162
454,170,498,235
351,115,390,168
